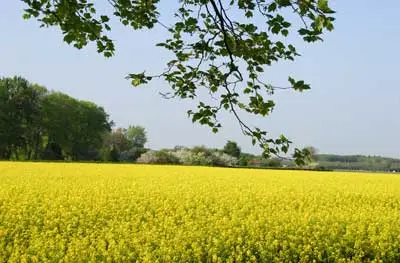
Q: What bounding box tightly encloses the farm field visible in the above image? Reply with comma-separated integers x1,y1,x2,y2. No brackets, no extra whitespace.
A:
1,162,400,262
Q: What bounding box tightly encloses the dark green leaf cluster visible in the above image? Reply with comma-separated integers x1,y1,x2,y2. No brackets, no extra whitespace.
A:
0,76,112,161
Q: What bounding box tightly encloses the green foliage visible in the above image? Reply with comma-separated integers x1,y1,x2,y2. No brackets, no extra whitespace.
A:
315,154,400,172
246,157,282,167
154,150,181,164
0,77,46,160
20,0,335,165
223,140,241,158
109,147,120,162
125,125,147,148
120,147,148,163
41,142,64,160
104,128,131,153
264,158,282,167
188,146,221,166
136,146,239,167
0,76,112,162
137,150,180,164
41,92,112,160
238,153,256,166
0,76,46,160
101,126,148,162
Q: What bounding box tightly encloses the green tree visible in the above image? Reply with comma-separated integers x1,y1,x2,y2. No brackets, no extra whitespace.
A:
109,146,120,162
100,128,130,161
101,125,148,162
71,100,112,160
106,128,130,153
118,126,148,162
125,125,147,149
264,158,282,167
304,146,318,162
21,0,335,165
223,141,241,159
0,76,46,160
24,83,48,160
0,76,113,161
101,128,128,162
41,141,64,160
238,153,256,166
41,92,112,161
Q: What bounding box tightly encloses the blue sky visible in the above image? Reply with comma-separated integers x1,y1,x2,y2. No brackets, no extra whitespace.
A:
1,1,400,157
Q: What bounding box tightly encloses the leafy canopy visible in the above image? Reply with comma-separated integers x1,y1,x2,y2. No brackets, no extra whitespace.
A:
223,141,241,159
21,0,335,165
126,125,147,149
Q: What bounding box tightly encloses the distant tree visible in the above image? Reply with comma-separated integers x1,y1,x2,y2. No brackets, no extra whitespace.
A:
25,84,48,160
126,125,147,148
223,141,241,158
155,150,180,164
0,76,46,160
238,153,256,166
120,147,147,162
264,158,282,167
109,146,120,162
184,146,235,166
101,125,148,162
304,146,318,162
73,101,112,160
121,125,147,162
105,128,130,152
41,92,112,161
0,76,113,162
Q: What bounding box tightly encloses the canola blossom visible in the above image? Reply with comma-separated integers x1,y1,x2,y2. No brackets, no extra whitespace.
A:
1,162,400,262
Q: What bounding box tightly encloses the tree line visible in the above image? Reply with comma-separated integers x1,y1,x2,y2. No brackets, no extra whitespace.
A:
0,76,285,167
313,154,400,172
0,76,111,161
2,76,397,171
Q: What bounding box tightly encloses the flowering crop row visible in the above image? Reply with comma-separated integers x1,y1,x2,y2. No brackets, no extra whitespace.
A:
0,162,400,262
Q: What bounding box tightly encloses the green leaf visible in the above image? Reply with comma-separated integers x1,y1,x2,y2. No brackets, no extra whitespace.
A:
318,0,335,13
100,15,110,23
268,3,277,12
131,79,141,86
245,11,253,18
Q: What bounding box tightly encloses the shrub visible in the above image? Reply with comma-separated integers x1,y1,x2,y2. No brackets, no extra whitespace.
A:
120,147,147,162
136,151,158,164
136,150,180,164
154,150,180,164
213,152,238,167
171,147,238,167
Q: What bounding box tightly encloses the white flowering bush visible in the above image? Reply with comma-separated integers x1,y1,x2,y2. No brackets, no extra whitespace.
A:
171,147,238,167
213,152,238,167
136,147,238,167
136,150,159,164
136,150,180,164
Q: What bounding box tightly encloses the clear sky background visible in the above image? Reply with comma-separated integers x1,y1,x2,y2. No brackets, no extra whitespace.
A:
1,1,399,157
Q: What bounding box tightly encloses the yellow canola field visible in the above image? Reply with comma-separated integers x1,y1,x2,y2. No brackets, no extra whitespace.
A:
1,162,400,262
